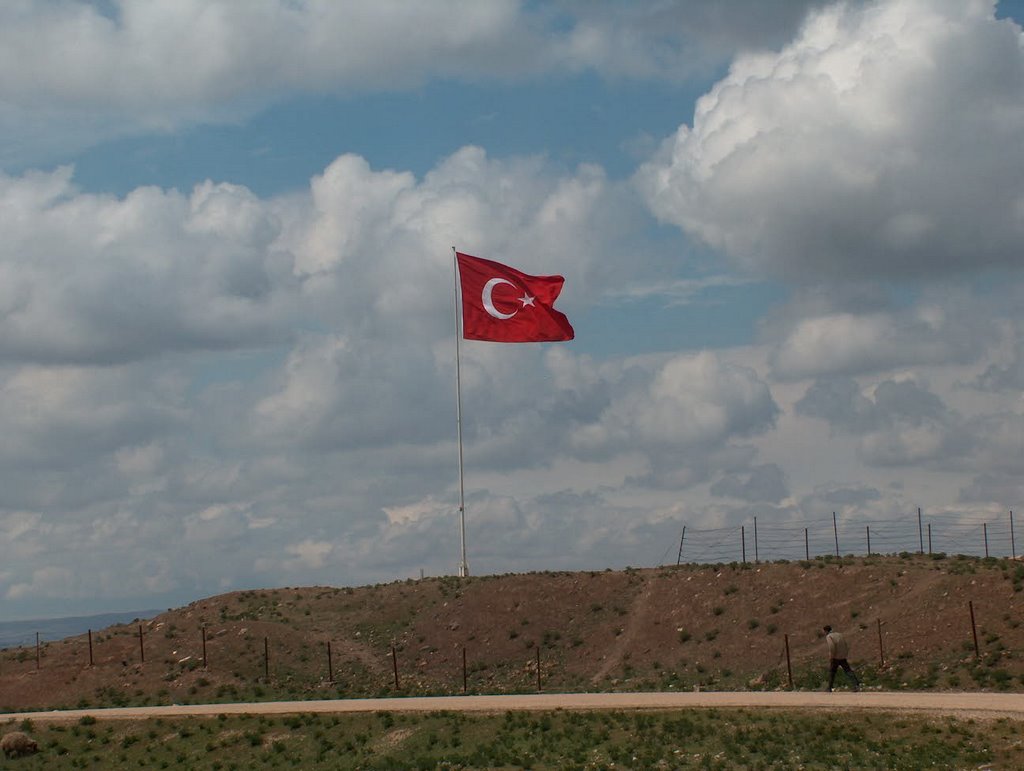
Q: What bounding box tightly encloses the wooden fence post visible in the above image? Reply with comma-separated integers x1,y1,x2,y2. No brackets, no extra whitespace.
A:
391,645,400,689
784,634,793,690
88,629,94,667
1011,510,1016,561
138,625,145,664
969,601,979,659
327,641,334,684
877,618,884,667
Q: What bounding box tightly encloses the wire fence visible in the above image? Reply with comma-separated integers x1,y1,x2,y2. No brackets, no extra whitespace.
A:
675,509,1018,565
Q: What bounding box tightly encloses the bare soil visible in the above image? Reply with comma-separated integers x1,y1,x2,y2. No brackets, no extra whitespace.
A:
1,553,1022,713
4,690,1024,724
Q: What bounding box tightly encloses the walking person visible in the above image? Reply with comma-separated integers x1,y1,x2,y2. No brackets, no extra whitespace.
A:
823,625,860,692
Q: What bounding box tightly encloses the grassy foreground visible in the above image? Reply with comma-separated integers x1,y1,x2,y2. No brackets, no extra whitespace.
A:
2,708,1018,769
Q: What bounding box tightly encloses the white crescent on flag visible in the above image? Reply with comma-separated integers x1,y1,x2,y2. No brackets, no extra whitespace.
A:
482,277,518,320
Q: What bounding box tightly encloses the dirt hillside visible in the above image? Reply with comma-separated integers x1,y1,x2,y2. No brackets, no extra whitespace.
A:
1,553,1021,711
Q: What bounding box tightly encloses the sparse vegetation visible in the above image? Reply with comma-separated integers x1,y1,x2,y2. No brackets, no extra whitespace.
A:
0,708,993,770
2,554,1024,712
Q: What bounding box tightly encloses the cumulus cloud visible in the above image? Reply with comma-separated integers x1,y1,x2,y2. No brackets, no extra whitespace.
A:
795,374,969,466
637,0,1024,282
768,297,992,379
958,472,1024,506
971,309,1024,392
552,0,835,79
552,350,780,488
0,0,831,166
0,146,639,371
800,483,882,510
710,463,788,503
0,168,296,365
0,142,793,615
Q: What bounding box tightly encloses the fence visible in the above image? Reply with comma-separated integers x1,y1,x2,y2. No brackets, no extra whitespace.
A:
676,509,1017,565
0,589,1012,706
0,629,551,702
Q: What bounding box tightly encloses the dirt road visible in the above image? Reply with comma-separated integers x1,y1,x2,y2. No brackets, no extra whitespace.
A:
4,690,1024,724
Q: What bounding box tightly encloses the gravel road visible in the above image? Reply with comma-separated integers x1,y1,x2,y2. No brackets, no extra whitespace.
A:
4,691,1024,723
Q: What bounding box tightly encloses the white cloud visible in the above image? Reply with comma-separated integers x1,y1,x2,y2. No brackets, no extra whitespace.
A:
0,145,728,613
0,0,832,165
2,77,1024,616
183,503,251,543
768,302,990,379
0,168,296,365
795,374,969,466
637,0,1024,281
6,566,75,600
284,539,334,570
556,350,779,488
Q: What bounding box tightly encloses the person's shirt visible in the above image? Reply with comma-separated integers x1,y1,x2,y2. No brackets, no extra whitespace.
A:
826,631,849,659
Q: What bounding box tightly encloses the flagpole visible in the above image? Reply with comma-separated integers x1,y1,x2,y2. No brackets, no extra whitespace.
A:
452,247,469,577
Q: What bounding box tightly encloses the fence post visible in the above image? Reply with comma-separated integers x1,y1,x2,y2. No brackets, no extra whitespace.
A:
877,618,884,667
804,528,809,561
866,526,871,556
969,601,979,659
88,629,94,667
928,523,932,555
327,641,334,684
754,517,759,563
536,646,542,692
35,632,40,670
741,526,746,564
918,507,924,554
139,625,145,664
391,645,400,689
1011,511,1016,561
202,626,208,669
676,526,686,566
784,634,793,690
983,523,989,558
832,512,839,557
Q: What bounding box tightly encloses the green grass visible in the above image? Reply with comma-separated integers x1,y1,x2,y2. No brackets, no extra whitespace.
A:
2,708,1019,769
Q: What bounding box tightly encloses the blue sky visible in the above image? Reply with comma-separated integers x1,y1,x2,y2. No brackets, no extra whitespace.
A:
0,0,1023,619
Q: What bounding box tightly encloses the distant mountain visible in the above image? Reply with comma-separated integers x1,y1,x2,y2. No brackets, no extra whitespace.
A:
0,610,160,649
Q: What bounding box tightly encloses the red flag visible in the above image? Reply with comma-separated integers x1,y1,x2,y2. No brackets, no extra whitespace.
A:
456,252,574,343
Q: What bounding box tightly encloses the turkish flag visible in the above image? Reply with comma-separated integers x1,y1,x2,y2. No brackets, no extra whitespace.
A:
456,252,574,342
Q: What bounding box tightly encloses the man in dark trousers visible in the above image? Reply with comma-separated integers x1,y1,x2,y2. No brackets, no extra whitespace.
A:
823,625,860,692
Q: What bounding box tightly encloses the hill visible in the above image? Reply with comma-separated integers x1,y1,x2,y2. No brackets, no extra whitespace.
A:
0,610,160,649
2,553,1022,711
